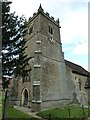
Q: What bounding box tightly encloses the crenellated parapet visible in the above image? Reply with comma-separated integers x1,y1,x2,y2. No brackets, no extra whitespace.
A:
28,4,61,27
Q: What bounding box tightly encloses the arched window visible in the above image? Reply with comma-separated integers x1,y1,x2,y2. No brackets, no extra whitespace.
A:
23,89,29,106
22,64,31,83
22,71,31,83
49,25,53,34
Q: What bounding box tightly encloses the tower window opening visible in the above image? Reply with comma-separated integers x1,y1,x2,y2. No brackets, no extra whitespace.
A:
29,26,33,35
22,72,30,83
78,79,81,90
49,25,53,34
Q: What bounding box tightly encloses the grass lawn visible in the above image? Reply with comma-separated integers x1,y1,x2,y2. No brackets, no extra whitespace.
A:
0,105,2,119
0,95,2,104
0,94,40,119
7,105,32,118
0,91,33,119
37,105,89,119
6,105,40,119
1,94,40,119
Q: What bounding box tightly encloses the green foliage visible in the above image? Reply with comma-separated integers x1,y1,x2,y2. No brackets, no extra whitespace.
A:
2,0,13,89
2,0,31,89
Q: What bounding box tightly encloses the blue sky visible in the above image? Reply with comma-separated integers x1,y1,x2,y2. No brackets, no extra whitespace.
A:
10,0,88,71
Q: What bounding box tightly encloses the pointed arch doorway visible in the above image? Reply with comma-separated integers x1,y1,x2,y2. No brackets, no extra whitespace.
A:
22,88,29,106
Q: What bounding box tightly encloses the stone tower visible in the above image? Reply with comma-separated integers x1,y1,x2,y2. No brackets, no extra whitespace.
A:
20,4,69,111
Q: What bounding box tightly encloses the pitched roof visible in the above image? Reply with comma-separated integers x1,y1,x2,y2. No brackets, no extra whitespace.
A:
65,60,90,77
65,60,90,88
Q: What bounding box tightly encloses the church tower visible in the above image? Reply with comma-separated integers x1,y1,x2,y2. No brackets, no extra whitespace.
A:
23,4,69,111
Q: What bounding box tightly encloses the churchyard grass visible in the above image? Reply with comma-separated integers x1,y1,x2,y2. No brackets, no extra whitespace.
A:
7,105,33,118
7,104,40,119
0,90,31,119
1,93,40,119
1,104,41,119
37,105,89,119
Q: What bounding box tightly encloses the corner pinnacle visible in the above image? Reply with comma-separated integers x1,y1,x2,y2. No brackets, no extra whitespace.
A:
38,3,43,12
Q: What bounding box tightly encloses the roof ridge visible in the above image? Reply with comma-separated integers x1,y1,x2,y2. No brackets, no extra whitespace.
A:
65,59,87,71
65,59,90,76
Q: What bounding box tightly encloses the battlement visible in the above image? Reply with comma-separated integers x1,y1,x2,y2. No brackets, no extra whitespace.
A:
28,4,60,27
33,12,37,16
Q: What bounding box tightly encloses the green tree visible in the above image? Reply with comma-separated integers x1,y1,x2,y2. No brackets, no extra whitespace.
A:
2,1,31,119
14,20,32,78
2,0,30,89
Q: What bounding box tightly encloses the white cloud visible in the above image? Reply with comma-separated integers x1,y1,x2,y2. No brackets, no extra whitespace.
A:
73,41,88,55
60,5,88,60
60,7,88,44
